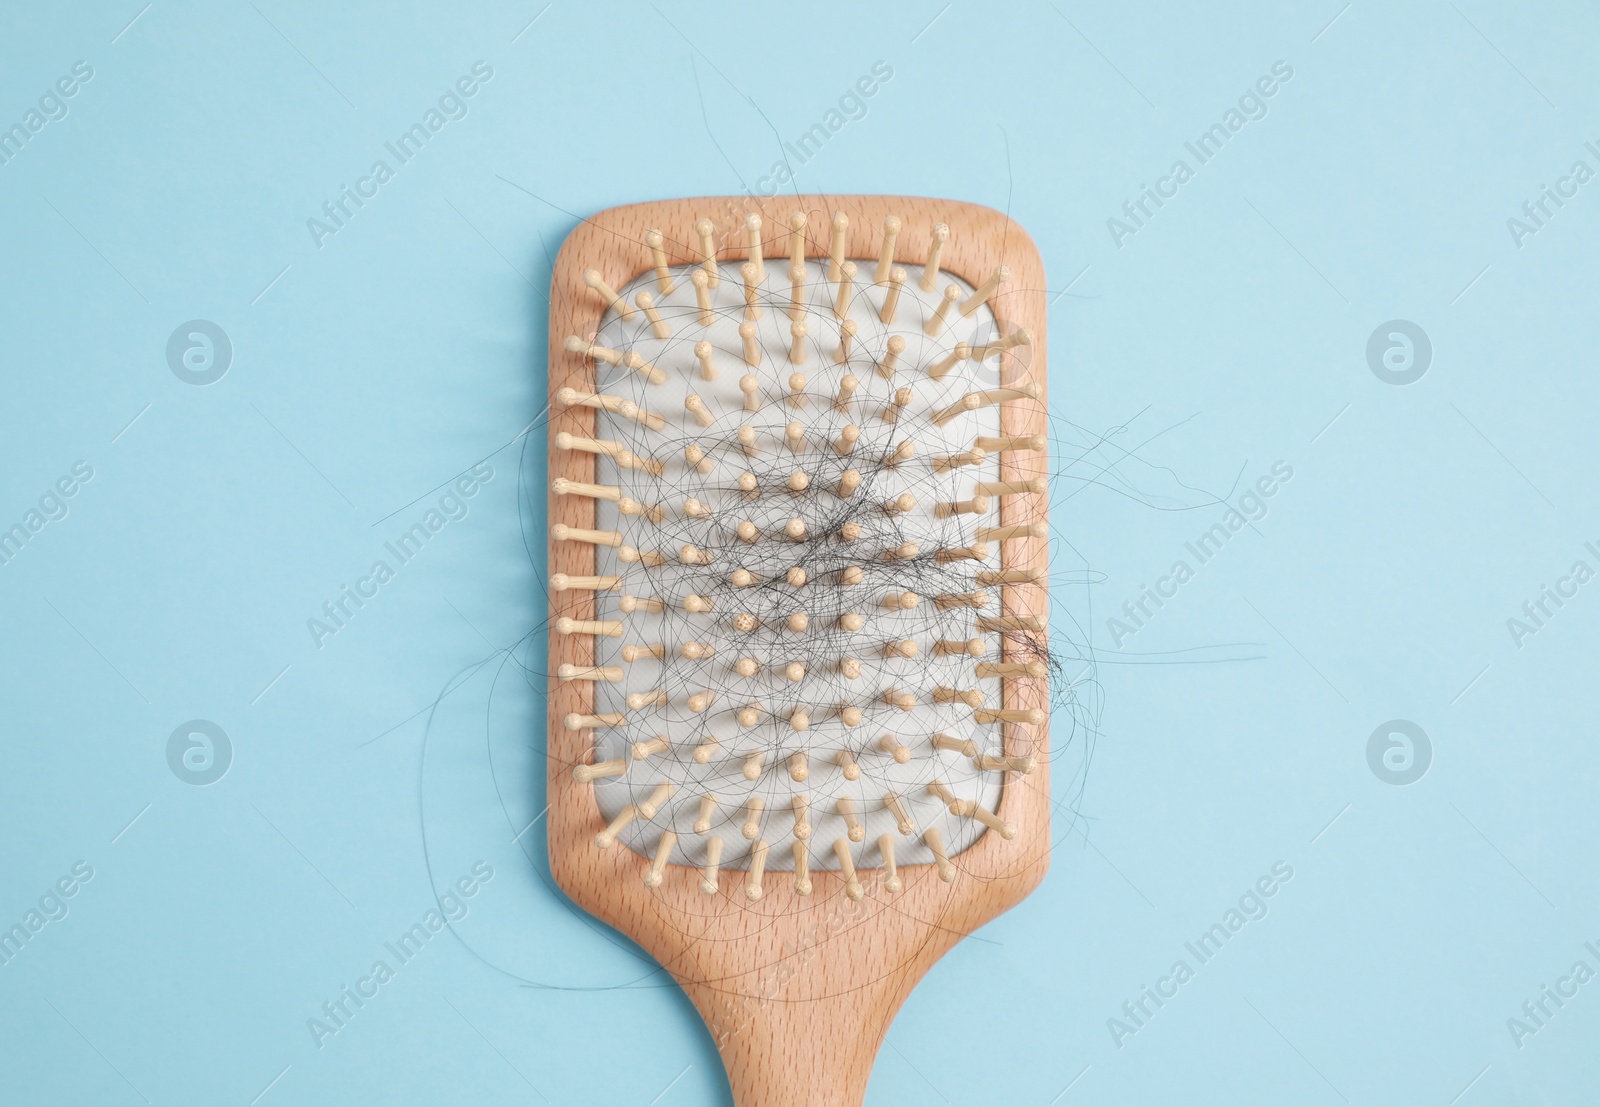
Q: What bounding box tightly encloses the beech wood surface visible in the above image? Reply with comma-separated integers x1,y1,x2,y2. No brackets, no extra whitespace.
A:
547,194,1049,1107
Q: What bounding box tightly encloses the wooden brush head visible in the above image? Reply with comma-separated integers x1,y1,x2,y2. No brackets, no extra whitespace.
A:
547,195,1048,1107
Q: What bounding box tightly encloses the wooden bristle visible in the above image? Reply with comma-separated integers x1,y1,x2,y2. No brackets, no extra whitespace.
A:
745,212,765,284
883,791,916,836
974,433,1047,453
927,343,973,384
881,492,915,517
694,340,718,381
974,568,1044,587
549,568,622,590
564,334,623,366
694,217,720,287
933,686,985,708
827,211,848,279
631,735,669,760
932,733,978,757
976,521,1047,543
877,334,905,378
558,664,624,683
834,838,864,900
746,840,768,901
619,351,664,387
879,834,902,893
835,322,858,366
792,793,812,839
701,834,723,894
924,826,956,882
950,797,1016,840
881,689,916,711
878,266,906,324
617,592,665,614
882,387,912,424
582,269,634,320
624,687,668,713
742,796,765,838
741,262,762,321
738,323,762,371
877,734,912,762
644,229,675,296
572,757,626,783
931,446,986,475
974,754,1038,774
925,284,961,337
793,840,813,895
617,546,666,568
636,291,671,339
788,210,807,270
594,805,637,850
919,222,948,292
959,264,1009,316
973,707,1046,725
738,425,759,457
881,589,919,610
975,659,1048,679
833,261,856,319
835,796,865,842
934,496,988,518
684,444,714,475
973,478,1046,500
685,394,713,428
692,268,713,325
874,216,900,284
975,614,1045,633
552,475,623,501
555,617,622,638
643,829,676,887
972,326,1032,362
694,795,718,833
782,263,804,321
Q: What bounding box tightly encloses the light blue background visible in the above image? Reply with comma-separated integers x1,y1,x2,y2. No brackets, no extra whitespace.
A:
2,1,1597,1103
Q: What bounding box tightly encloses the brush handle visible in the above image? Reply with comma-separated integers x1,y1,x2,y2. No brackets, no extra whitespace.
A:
678,934,912,1107
714,993,877,1107
666,878,995,1107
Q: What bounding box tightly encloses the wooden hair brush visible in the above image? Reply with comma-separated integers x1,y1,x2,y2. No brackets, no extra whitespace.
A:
547,194,1049,1106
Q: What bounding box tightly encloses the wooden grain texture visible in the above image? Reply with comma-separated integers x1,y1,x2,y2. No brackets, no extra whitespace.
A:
547,194,1048,1107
